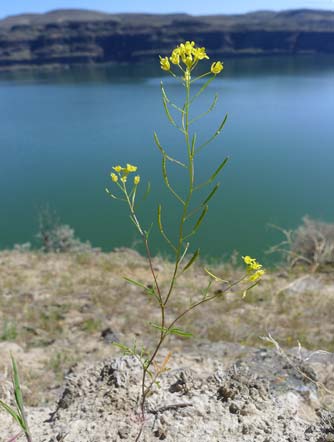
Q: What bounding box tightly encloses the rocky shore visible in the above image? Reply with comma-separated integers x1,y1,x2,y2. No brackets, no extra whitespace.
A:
0,9,333,70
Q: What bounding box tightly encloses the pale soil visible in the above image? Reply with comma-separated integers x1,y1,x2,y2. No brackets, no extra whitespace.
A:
1,250,334,441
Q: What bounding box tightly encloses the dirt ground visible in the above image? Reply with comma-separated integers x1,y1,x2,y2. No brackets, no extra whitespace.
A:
1,249,334,441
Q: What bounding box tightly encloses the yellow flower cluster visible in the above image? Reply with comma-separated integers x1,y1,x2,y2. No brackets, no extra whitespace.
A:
242,256,265,282
159,41,223,76
111,164,140,185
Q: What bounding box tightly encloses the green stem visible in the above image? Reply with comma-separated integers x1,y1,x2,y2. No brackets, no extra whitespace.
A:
164,73,194,306
122,184,166,423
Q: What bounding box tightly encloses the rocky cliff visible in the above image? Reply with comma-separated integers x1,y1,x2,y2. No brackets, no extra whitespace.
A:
0,9,333,70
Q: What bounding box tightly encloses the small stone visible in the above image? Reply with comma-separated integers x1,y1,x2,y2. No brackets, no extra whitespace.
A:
229,402,239,414
101,327,119,344
118,426,130,439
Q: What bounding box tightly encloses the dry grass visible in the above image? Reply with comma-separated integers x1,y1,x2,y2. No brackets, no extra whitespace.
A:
269,216,334,271
0,248,333,405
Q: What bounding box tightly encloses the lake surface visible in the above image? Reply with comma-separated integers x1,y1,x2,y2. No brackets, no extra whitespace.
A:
1,55,333,264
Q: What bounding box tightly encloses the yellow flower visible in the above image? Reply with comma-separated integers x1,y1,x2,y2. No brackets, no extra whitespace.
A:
126,164,137,173
164,41,210,72
160,56,170,71
193,47,209,60
243,256,262,270
134,175,140,185
243,255,253,265
184,41,195,55
121,176,127,183
185,55,193,69
249,269,265,282
211,61,224,75
170,48,180,64
113,165,122,173
243,256,265,282
111,173,118,183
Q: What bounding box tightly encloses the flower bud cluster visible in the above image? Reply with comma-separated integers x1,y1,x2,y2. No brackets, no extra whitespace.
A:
111,164,140,185
159,41,223,78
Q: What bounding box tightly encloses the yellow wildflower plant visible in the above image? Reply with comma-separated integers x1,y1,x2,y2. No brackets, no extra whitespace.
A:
107,43,265,439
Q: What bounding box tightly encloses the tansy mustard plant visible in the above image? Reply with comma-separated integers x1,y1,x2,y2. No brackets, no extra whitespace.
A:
106,41,265,441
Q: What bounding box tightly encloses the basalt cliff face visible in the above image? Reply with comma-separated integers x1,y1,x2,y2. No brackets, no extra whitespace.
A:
0,9,333,70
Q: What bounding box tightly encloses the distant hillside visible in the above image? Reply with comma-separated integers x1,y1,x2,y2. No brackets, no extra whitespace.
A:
0,9,333,70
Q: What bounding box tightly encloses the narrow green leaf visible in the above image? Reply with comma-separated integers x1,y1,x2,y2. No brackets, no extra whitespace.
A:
193,205,208,233
182,248,200,272
161,82,184,113
125,277,148,291
160,85,177,128
129,215,139,231
179,242,190,266
161,155,185,205
204,268,229,282
191,76,215,103
105,188,118,200
150,323,166,333
154,131,164,154
150,323,192,338
169,327,193,338
202,184,220,206
209,158,229,182
185,206,201,221
157,204,163,234
163,98,176,126
11,357,24,419
113,342,133,355
154,132,186,167
146,369,154,379
209,93,219,112
0,400,25,429
123,277,155,296
189,94,219,125
214,113,228,136
142,181,151,202
157,205,176,251
196,113,228,154
160,82,169,102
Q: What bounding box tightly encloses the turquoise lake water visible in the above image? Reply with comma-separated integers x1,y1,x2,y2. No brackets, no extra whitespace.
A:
1,55,333,264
